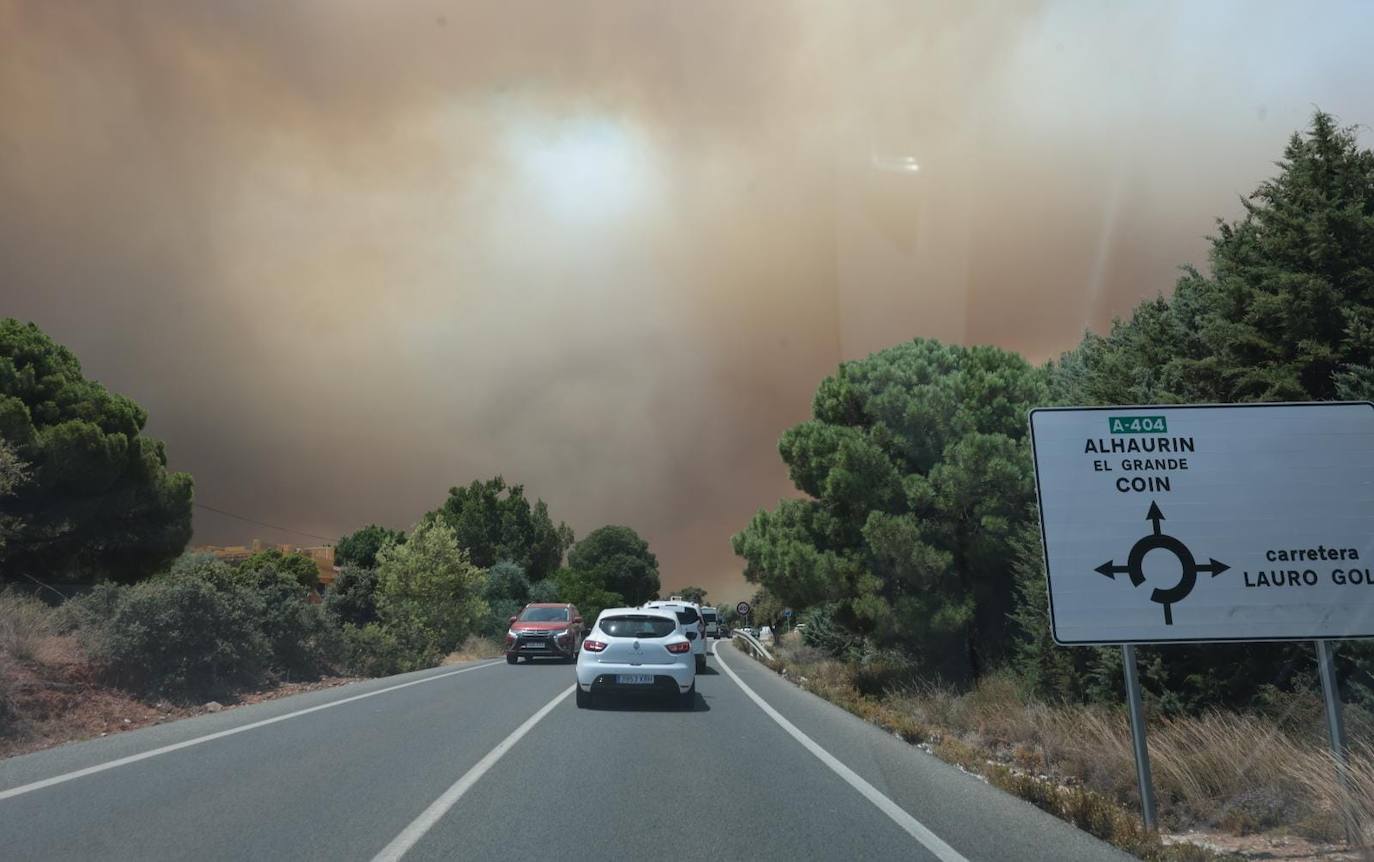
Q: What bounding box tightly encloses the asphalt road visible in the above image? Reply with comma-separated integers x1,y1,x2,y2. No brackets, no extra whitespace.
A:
0,641,1132,861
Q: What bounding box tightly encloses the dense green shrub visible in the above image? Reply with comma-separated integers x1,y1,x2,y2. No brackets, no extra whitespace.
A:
798,603,862,658
325,565,380,627
237,548,319,590
375,518,487,656
233,564,340,680
340,623,435,677
527,579,559,603
483,598,523,639
53,582,125,636
93,575,269,700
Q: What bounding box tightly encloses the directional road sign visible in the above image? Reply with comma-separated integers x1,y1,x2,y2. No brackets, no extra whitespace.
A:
1030,403,1374,644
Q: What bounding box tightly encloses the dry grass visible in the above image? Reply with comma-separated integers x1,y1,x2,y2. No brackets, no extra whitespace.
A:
443,635,504,664
0,591,55,664
755,639,1372,858
1284,742,1374,847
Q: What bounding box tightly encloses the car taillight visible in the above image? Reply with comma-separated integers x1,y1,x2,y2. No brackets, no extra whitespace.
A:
666,641,691,654
582,640,607,652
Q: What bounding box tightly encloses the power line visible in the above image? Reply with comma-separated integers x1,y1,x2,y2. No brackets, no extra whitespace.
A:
192,502,336,543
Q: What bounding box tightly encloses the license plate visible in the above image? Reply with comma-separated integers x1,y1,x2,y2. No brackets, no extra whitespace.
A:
616,674,653,685
522,642,544,649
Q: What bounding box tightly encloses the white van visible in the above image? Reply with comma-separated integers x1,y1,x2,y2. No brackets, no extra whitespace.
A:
700,607,721,639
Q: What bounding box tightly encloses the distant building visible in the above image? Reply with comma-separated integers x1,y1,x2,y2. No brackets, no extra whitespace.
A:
193,540,338,592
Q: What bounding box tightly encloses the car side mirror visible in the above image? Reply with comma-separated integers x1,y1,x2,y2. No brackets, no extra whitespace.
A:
508,615,518,625
573,617,583,625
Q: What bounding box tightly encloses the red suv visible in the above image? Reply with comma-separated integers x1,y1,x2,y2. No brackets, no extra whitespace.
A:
505,603,583,663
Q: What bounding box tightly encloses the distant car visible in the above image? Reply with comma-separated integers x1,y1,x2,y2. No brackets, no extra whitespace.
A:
505,603,583,664
576,608,696,708
643,600,707,671
701,607,721,639
758,626,774,645
742,626,755,637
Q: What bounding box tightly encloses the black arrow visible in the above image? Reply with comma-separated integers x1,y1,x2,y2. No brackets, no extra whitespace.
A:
1146,501,1164,536
1095,560,1132,580
1198,558,1230,577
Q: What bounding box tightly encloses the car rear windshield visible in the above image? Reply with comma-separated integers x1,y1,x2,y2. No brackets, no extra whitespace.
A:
518,607,568,622
599,615,676,638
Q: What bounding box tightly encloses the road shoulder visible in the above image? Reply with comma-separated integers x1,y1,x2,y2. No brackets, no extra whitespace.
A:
717,641,1135,862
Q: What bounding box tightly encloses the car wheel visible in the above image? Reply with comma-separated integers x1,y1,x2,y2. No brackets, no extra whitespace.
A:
678,683,695,710
575,686,592,709
505,653,517,665
695,654,707,672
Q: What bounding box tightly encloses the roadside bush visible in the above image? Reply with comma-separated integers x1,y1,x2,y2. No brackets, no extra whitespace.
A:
234,564,340,680
482,598,522,639
93,575,270,701
325,565,380,627
527,579,559,603
484,561,529,604
340,623,434,677
54,582,125,636
375,518,487,655
799,603,862,659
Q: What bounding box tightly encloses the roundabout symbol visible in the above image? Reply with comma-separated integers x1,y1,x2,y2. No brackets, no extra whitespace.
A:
1094,501,1229,625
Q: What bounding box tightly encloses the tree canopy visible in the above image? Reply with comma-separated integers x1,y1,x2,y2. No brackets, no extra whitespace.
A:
374,517,487,656
0,319,193,582
672,585,709,605
238,548,319,590
566,525,660,606
335,524,405,570
0,438,27,552
1056,111,1374,406
432,477,573,581
733,339,1048,680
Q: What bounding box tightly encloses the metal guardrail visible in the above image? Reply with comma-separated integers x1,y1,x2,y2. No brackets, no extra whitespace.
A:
731,630,774,662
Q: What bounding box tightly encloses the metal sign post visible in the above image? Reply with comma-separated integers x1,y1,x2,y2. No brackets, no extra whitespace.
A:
1121,645,1158,831
1314,640,1356,842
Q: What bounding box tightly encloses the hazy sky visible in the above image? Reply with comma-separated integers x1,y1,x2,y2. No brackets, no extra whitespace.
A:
3,1,1372,602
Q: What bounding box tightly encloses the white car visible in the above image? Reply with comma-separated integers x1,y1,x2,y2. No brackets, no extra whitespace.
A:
701,607,721,639
759,625,774,644
576,608,696,708
642,600,707,672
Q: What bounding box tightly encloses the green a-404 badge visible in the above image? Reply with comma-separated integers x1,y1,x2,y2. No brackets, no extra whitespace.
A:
1108,415,1167,434
1094,501,1229,625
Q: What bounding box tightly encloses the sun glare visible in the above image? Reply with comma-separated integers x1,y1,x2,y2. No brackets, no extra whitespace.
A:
506,116,657,223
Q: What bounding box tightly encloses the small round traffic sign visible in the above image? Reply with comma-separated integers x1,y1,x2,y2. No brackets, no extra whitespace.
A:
736,601,750,616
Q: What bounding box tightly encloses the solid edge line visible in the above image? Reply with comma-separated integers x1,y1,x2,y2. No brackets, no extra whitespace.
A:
371,684,575,862
0,660,503,802
715,645,969,862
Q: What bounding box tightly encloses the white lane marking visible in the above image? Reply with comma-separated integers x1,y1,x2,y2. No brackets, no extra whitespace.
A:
715,645,969,862
372,684,575,862
0,660,503,802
